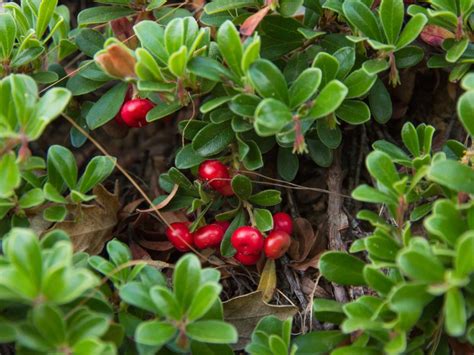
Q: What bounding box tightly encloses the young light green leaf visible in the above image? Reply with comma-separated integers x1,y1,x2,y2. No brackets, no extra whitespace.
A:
254,98,292,136
396,14,427,50
36,0,58,38
379,0,404,44
289,68,322,109
248,59,289,104
0,13,17,60
0,153,20,198
308,80,348,119
342,0,384,42
217,21,244,76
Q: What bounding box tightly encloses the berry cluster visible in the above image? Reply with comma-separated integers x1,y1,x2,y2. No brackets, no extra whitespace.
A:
165,157,293,265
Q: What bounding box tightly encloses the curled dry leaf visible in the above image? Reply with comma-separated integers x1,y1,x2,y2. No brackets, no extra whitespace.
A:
49,184,120,254
223,291,297,350
420,25,455,47
137,184,179,212
288,217,326,271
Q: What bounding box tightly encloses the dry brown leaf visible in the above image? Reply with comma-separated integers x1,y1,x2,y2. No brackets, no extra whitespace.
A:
287,218,326,270
257,259,276,302
137,184,179,212
223,291,297,349
49,185,120,254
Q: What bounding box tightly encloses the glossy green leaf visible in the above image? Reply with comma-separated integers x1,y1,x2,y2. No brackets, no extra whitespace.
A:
342,0,383,42
47,145,78,190
249,59,289,104
428,160,474,194
76,156,116,193
78,6,135,26
289,68,322,109
458,91,474,137
336,100,371,124
277,147,299,181
36,0,58,38
366,151,399,189
379,0,404,44
396,14,427,49
312,52,339,87
308,80,348,119
0,153,20,198
86,82,128,129
254,99,292,136
254,208,274,232
186,320,238,344
444,288,466,336
192,122,234,157
217,21,243,76
343,69,376,99
135,320,176,347
319,252,367,286
0,13,17,60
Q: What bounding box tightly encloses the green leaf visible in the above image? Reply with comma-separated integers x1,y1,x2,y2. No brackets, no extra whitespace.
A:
86,82,128,129
379,0,403,44
458,91,474,137
78,6,135,26
277,147,299,181
134,21,167,65
312,52,339,87
175,144,205,169
289,68,322,109
147,100,182,122
0,152,20,198
254,208,274,232
401,122,420,156
446,38,468,63
249,190,282,207
255,99,292,136
220,209,246,257
186,320,238,344
293,330,349,354
0,13,17,60
279,0,304,17
76,156,116,193
336,100,370,125
313,299,345,324
396,14,427,49
43,205,68,222
146,0,166,10
455,232,474,277
135,320,176,347
308,80,348,119
28,87,72,140
173,254,201,310
317,119,341,149
229,94,261,117
351,184,398,205
394,46,424,68
366,151,399,189
249,59,289,104
192,122,235,157
397,249,445,282
204,0,259,14
343,69,376,99
363,266,395,295
342,0,383,42
242,36,261,73
369,78,392,124
444,288,466,336
187,283,222,321
389,283,433,330
428,160,474,194
19,188,45,209
149,286,181,320
217,21,244,76
231,175,253,200
36,0,58,38
307,138,333,167
32,304,66,346
168,45,188,78
47,145,78,190
319,252,367,286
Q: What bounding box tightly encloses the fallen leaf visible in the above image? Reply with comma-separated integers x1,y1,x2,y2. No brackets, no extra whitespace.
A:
137,184,179,212
257,259,276,302
223,291,297,349
287,218,326,270
49,185,120,254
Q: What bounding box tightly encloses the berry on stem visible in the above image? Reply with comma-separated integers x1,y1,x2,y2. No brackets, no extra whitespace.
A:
272,212,293,235
198,160,233,195
231,226,264,255
264,230,291,259
234,251,261,265
193,224,225,249
165,222,194,252
120,98,154,128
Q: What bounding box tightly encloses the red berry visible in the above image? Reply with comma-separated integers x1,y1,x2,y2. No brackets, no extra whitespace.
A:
120,99,154,128
198,160,233,193
272,212,293,235
193,224,225,249
231,226,264,255
215,220,231,232
165,222,193,252
234,251,261,265
264,230,291,259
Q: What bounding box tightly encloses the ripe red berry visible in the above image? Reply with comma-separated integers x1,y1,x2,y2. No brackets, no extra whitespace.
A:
215,220,231,232
120,98,154,128
234,251,261,265
198,160,233,195
231,226,264,255
264,230,291,259
272,212,293,235
165,222,193,252
193,224,225,249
